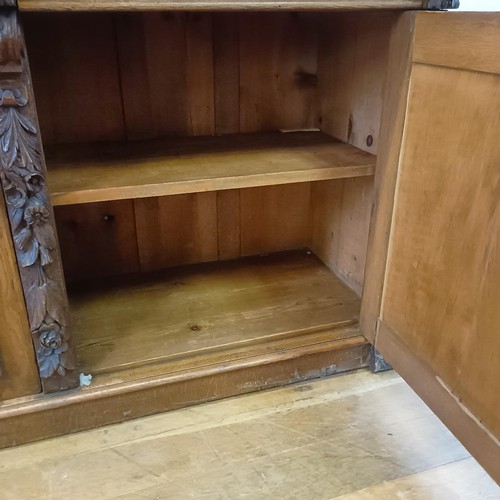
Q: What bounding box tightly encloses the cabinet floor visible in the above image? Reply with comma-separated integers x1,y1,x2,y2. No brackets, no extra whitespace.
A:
70,250,361,376
0,369,498,499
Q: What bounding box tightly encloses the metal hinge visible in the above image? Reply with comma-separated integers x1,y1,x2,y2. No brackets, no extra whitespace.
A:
424,0,460,9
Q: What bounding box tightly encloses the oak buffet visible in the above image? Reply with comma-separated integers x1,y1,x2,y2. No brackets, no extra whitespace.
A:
0,0,498,484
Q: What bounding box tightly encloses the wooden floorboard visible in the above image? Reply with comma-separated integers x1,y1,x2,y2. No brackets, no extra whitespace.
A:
1,370,497,499
70,250,361,375
45,131,375,205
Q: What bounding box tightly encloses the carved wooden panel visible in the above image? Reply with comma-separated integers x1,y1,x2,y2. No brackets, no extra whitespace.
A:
0,8,78,392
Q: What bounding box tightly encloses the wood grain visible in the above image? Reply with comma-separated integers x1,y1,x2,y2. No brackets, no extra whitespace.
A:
317,12,395,155
69,250,360,374
140,12,214,138
0,330,369,449
23,13,125,145
381,63,500,440
239,13,318,133
18,0,425,12
5,371,493,500
310,176,374,296
45,132,375,206
134,193,218,272
413,12,500,75
240,184,310,256
114,13,155,141
213,13,240,135
217,189,241,261
54,200,140,281
376,320,500,485
360,12,415,342
0,194,40,401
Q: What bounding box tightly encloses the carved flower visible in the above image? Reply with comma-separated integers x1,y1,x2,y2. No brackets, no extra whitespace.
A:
36,323,70,378
25,173,45,194
39,327,64,352
24,203,50,226
14,200,55,267
4,180,27,208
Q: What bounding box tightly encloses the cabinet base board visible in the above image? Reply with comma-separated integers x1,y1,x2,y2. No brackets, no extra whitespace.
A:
0,330,369,449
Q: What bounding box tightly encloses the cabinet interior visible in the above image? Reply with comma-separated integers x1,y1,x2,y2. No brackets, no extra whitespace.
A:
22,10,396,382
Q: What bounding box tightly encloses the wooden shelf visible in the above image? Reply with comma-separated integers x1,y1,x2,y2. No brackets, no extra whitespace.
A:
69,250,362,376
45,131,376,206
19,0,425,12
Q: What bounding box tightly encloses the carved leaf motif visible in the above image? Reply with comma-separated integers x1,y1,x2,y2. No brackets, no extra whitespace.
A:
0,107,41,172
46,280,67,326
22,264,47,331
39,245,53,266
13,225,32,250
39,352,60,379
26,283,47,331
10,205,23,229
14,227,39,267
33,222,56,250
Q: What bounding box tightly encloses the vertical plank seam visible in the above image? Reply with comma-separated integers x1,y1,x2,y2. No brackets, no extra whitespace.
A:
131,198,143,273
211,13,216,135
111,13,129,142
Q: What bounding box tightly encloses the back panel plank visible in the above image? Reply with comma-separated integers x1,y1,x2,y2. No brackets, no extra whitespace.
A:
134,193,218,272
131,12,215,138
23,13,125,144
213,13,240,135
239,12,318,133
240,183,311,256
54,201,140,281
217,189,241,261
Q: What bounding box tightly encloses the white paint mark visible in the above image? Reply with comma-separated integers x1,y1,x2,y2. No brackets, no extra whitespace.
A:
79,373,92,387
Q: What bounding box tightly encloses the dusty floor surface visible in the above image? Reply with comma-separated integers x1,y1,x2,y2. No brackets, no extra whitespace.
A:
0,369,498,499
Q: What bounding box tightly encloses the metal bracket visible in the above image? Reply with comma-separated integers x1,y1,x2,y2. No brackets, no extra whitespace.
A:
424,0,460,10
368,345,392,373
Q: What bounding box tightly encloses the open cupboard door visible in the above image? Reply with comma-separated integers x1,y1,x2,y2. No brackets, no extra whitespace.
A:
361,11,500,483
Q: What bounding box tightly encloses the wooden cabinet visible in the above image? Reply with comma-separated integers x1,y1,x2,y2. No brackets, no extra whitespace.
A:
0,0,498,484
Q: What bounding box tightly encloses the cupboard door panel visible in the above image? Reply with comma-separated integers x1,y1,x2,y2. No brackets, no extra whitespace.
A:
382,64,500,440
362,12,500,483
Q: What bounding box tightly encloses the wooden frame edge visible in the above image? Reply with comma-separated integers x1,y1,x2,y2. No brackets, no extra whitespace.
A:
360,11,416,343
17,1,426,13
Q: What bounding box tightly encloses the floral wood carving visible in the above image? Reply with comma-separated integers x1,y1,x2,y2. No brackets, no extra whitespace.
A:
0,10,78,392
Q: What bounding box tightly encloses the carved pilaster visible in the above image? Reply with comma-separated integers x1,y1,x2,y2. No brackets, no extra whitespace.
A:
0,8,79,392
